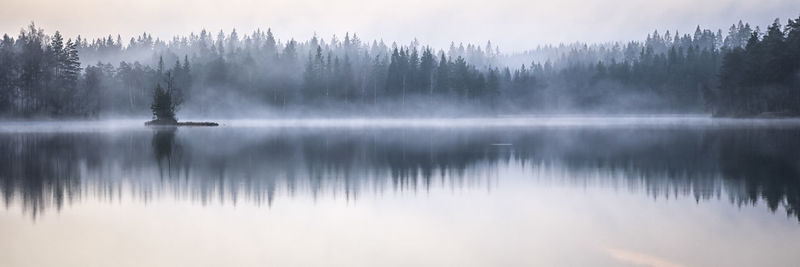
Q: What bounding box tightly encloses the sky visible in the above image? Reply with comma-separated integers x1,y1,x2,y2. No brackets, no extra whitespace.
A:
1,0,799,52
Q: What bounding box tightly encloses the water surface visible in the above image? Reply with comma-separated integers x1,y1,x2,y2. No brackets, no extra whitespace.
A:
2,118,800,266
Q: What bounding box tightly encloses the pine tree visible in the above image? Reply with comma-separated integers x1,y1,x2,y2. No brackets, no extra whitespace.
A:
341,54,355,102
156,56,165,81
46,31,66,114
436,53,449,94
151,81,176,122
487,68,500,100
386,48,402,96
264,28,277,56
0,34,14,113
180,55,191,103
61,39,81,113
419,48,435,94
452,56,469,98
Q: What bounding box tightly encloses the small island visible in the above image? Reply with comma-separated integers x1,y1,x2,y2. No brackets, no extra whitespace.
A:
145,75,218,127
145,120,219,126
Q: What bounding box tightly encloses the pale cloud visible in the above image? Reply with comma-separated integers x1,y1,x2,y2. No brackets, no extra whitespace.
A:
0,0,798,51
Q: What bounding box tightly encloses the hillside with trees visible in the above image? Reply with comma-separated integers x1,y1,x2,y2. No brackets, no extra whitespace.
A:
0,17,798,118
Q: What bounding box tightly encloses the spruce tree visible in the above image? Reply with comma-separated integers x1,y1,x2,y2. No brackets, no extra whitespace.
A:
436,53,449,94
151,81,176,122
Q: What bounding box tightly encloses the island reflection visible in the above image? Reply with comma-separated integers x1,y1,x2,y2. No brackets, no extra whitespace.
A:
1,126,799,221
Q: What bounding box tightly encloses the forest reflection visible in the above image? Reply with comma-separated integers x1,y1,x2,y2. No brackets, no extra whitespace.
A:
1,126,799,221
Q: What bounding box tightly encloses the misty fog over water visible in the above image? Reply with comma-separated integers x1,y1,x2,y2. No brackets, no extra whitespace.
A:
1,1,800,265
1,16,799,119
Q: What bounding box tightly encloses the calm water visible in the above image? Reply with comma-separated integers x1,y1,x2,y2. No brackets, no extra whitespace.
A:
2,118,800,266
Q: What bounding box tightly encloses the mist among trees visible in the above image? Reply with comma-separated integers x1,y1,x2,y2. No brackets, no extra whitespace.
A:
0,16,799,118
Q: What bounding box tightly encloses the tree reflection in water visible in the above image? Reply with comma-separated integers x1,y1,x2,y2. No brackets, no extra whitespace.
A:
1,126,799,221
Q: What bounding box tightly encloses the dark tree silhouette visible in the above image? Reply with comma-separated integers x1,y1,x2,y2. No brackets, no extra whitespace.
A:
0,17,798,117
150,79,176,123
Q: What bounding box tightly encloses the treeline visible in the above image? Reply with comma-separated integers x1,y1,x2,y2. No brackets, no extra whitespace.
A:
0,26,86,116
713,18,800,116
302,46,502,107
0,18,797,117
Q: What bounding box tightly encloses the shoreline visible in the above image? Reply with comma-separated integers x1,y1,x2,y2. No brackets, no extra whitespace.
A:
712,112,800,119
145,120,219,127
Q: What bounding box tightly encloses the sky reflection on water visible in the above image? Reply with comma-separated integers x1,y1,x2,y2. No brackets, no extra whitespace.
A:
1,120,800,266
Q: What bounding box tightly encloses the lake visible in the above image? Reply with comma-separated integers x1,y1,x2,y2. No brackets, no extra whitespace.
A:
2,117,800,266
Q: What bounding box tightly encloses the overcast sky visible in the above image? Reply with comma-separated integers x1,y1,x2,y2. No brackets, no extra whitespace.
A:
1,0,798,52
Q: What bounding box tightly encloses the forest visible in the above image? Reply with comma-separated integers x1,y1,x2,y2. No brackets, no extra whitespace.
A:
0,16,798,118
